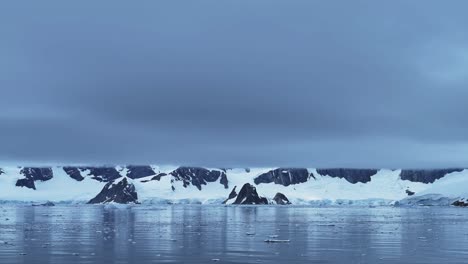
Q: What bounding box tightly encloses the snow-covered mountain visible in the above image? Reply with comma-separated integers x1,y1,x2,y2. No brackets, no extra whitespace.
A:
0,165,467,206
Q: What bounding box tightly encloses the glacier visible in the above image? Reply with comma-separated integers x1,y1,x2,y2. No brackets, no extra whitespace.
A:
0,165,467,206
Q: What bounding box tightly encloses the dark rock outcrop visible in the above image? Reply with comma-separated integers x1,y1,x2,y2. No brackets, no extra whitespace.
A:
16,178,36,190
400,169,463,183
126,166,156,179
406,189,415,196
88,178,138,204
309,173,316,179
316,169,378,184
151,173,168,181
273,193,291,205
16,167,54,190
20,167,53,181
81,167,122,182
220,173,229,188
63,167,85,181
0,168,4,175
452,199,468,207
232,183,268,205
62,166,122,182
223,186,238,204
170,167,228,190
32,201,55,206
254,168,309,186
141,173,168,182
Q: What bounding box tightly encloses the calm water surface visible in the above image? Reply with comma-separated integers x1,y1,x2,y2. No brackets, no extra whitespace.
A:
1,205,468,264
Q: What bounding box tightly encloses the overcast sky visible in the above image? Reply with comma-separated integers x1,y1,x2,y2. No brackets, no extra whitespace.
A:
1,1,468,168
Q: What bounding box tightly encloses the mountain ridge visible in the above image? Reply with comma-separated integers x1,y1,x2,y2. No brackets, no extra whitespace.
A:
0,166,466,206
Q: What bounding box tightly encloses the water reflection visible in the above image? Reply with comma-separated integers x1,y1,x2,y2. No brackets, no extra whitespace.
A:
1,205,468,263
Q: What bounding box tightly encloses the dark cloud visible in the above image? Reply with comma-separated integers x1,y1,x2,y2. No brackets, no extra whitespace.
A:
1,1,468,168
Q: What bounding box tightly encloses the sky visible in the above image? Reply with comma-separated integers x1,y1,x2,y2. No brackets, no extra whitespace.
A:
1,1,468,168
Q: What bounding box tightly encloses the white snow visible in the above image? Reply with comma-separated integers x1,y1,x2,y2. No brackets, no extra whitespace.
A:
399,170,468,206
410,170,468,198
0,166,106,203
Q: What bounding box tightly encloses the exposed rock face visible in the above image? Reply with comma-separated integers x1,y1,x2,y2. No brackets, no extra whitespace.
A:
309,173,316,180
81,167,122,182
88,178,138,204
406,189,415,196
170,167,228,190
126,166,156,179
62,166,123,182
151,173,168,181
16,167,54,190
316,169,378,184
141,173,168,182
63,167,84,181
232,183,268,205
400,169,464,183
0,168,4,175
32,201,55,206
254,168,309,186
16,178,36,190
223,186,238,204
219,173,229,189
452,199,468,207
21,167,53,181
273,193,291,205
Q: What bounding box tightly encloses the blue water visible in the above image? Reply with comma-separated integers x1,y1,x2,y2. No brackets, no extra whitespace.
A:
1,205,468,263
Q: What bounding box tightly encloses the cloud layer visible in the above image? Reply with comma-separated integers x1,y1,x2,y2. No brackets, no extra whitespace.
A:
1,1,468,168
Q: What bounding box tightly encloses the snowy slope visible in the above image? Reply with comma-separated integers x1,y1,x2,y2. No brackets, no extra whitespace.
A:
399,170,468,206
0,167,106,203
137,168,427,205
0,166,466,205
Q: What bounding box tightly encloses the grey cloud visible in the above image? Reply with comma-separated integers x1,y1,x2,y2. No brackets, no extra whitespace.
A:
1,1,468,167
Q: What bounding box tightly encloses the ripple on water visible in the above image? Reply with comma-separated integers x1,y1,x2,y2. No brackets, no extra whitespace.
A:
0,205,468,263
